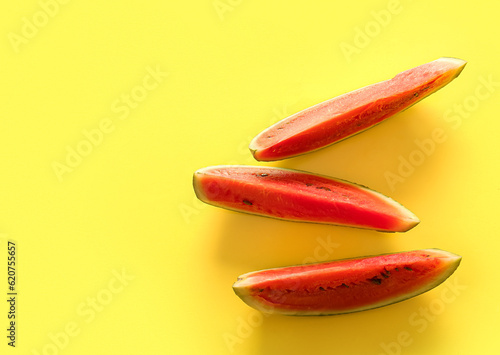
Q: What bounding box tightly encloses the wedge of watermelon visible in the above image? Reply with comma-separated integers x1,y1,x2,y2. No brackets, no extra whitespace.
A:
233,249,461,316
250,57,466,161
193,165,419,232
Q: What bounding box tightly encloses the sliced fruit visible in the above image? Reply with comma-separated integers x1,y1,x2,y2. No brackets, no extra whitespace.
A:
250,57,467,161
233,249,461,316
193,165,419,232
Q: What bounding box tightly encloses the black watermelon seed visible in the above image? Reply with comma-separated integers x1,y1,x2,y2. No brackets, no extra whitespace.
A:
243,200,253,206
316,186,331,191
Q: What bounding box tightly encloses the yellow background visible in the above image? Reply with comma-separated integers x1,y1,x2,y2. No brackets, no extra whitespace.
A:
1,0,499,354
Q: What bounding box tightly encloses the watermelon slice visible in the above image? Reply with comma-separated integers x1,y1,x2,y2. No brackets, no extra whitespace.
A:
249,57,467,161
233,249,461,316
193,165,419,232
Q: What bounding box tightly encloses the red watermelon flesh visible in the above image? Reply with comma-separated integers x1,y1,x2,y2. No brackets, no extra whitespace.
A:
233,249,461,316
249,57,467,161
193,165,419,232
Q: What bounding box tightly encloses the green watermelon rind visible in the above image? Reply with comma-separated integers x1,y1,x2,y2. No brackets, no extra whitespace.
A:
232,248,462,316
193,165,420,232
249,57,467,161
